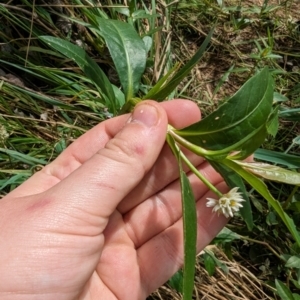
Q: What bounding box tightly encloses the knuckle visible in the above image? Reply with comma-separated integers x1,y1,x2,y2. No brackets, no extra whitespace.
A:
107,136,138,158
103,136,146,174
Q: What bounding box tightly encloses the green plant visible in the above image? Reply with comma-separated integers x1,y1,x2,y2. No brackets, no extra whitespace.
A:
36,12,300,299
1,1,300,299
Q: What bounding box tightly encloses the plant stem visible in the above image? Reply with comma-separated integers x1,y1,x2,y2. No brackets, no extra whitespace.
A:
166,128,223,198
168,125,238,159
178,149,223,198
167,126,211,156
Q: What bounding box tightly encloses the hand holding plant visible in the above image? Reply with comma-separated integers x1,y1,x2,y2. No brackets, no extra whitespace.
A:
39,15,300,298
0,100,230,299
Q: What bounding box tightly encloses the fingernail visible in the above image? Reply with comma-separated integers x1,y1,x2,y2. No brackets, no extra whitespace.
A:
130,103,159,127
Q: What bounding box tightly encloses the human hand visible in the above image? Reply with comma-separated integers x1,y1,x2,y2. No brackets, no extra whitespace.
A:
0,100,228,300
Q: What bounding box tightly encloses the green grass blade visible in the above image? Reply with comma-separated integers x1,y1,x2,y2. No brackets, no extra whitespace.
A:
2,82,74,109
142,63,181,100
0,148,47,165
0,59,53,82
146,29,214,101
39,36,118,113
0,173,29,191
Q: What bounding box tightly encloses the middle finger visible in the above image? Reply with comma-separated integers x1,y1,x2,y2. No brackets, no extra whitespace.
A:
122,160,226,247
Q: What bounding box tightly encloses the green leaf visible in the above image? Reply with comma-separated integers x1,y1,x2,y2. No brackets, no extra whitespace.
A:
223,242,234,260
274,92,289,103
297,269,300,286
266,211,278,225
144,29,214,101
204,249,229,274
279,107,300,121
275,279,295,300
167,135,197,300
267,106,279,137
175,68,274,158
112,85,125,108
236,162,300,185
93,18,147,101
229,124,268,160
180,165,197,299
293,136,300,145
223,159,300,247
39,36,118,114
143,63,181,100
212,227,241,244
254,149,300,169
168,270,183,293
286,256,300,269
203,252,216,276
209,160,254,230
291,278,300,289
142,36,152,53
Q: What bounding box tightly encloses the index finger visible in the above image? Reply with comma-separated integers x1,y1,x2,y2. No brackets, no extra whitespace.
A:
7,100,201,198
47,99,201,180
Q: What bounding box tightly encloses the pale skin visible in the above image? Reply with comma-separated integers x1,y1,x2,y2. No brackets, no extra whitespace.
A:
0,100,228,300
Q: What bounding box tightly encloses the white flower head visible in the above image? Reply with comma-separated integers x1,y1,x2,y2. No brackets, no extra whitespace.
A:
206,187,245,218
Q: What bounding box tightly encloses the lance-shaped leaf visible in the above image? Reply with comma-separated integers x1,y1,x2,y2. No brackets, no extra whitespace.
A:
254,149,300,169
142,63,181,100
223,159,300,247
166,135,197,300
92,17,147,101
275,279,295,300
175,68,274,156
143,29,214,101
39,36,118,114
209,160,253,230
279,107,300,121
228,124,268,160
236,161,300,185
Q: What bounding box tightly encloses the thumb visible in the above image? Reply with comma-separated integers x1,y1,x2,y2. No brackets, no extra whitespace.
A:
44,101,168,232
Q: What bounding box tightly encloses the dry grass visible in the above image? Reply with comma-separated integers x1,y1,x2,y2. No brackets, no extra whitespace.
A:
173,0,300,113
148,246,274,300
149,246,275,299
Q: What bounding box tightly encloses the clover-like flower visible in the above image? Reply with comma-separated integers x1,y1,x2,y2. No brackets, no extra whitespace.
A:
206,187,245,218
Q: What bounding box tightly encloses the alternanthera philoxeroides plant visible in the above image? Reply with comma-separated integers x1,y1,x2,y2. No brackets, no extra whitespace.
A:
40,16,300,300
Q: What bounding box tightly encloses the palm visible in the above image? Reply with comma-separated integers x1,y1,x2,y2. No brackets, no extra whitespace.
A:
92,210,146,299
